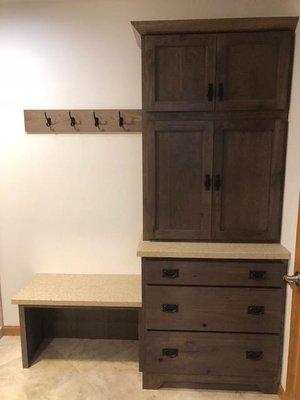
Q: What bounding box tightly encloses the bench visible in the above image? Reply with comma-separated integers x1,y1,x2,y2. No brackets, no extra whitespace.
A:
12,273,141,367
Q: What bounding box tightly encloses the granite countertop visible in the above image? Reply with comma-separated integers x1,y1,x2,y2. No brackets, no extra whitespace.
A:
137,240,291,260
12,273,142,307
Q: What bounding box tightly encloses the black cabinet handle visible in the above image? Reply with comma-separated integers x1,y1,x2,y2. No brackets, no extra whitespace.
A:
246,351,263,361
218,83,224,101
162,269,179,279
162,304,179,313
162,348,178,358
214,175,222,191
249,270,267,280
204,174,211,191
248,305,265,315
207,83,214,102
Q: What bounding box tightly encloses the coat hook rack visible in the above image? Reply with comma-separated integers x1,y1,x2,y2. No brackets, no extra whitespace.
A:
24,109,142,133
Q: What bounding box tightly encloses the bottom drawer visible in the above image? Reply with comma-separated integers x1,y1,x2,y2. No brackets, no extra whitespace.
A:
144,331,281,378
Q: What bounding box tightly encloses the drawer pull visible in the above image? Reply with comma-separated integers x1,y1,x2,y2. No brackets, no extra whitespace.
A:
248,305,265,315
162,269,179,279
162,348,178,358
246,351,263,361
249,270,266,280
162,304,179,313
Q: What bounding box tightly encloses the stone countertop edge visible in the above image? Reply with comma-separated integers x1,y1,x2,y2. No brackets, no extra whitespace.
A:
136,241,291,260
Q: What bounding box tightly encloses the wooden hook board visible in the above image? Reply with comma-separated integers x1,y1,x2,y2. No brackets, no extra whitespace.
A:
24,110,142,133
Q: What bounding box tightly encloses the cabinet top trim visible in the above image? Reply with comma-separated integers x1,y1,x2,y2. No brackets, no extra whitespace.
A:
137,240,291,260
131,17,298,36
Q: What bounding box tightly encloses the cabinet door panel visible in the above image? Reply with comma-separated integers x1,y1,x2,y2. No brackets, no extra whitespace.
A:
216,31,293,110
212,120,286,242
144,120,213,240
143,34,216,111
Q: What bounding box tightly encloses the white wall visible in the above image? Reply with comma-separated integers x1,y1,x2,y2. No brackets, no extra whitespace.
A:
0,0,299,388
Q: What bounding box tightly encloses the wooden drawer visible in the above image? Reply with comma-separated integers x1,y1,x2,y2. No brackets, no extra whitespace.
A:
145,286,284,333
144,331,281,378
143,259,286,287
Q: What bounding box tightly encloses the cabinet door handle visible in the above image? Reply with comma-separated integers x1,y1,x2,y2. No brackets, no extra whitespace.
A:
162,269,179,279
204,174,211,191
207,83,214,102
214,175,222,191
218,83,224,101
249,270,266,280
248,305,265,315
162,304,179,313
246,351,263,361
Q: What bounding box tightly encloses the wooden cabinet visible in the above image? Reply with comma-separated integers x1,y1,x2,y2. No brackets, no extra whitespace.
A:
143,34,216,111
144,120,213,240
141,257,288,393
216,31,293,111
144,118,287,241
212,119,287,242
143,31,293,112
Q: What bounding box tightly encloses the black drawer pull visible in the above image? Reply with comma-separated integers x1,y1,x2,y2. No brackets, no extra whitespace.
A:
162,348,178,358
214,174,222,191
248,305,265,315
204,174,211,191
249,270,266,280
162,269,179,279
246,351,263,361
162,304,179,313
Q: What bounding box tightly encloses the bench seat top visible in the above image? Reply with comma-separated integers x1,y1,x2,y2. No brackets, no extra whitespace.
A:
12,273,141,308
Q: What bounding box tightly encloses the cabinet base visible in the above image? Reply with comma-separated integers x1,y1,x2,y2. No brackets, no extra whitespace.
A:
142,372,278,394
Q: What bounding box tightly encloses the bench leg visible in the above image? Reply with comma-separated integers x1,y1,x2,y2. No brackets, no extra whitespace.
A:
19,306,44,368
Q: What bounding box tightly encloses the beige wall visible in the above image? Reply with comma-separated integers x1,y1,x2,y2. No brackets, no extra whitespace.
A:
0,0,299,389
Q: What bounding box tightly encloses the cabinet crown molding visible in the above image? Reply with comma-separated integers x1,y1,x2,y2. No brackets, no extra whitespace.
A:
131,16,299,36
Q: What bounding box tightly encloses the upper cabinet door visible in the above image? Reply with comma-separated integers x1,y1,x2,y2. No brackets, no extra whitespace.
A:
143,120,213,240
212,120,287,242
143,34,216,111
215,31,293,111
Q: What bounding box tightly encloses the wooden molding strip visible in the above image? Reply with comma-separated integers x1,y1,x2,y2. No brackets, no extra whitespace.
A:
131,17,299,36
24,109,142,133
3,325,20,336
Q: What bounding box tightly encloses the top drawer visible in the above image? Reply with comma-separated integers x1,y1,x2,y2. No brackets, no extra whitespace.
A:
143,259,286,288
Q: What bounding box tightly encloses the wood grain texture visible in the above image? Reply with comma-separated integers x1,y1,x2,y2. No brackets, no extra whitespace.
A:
142,258,287,288
24,109,142,133
143,120,213,240
216,31,293,111
144,285,284,333
212,119,287,242
132,17,299,35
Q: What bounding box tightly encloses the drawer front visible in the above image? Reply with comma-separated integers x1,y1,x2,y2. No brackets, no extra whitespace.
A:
143,259,286,287
144,331,280,378
145,286,283,333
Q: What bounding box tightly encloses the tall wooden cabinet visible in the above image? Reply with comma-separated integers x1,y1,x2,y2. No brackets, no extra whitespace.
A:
133,17,298,394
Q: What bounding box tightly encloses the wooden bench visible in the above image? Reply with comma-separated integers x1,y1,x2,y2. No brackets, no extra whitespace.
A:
12,273,141,367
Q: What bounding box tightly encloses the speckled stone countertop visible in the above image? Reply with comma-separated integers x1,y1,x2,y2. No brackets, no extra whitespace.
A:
12,274,141,307
137,240,290,260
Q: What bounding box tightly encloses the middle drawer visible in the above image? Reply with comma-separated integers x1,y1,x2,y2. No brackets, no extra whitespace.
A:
144,286,283,333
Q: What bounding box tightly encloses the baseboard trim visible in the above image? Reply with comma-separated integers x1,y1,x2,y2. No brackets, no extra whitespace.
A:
3,325,20,336
278,384,286,399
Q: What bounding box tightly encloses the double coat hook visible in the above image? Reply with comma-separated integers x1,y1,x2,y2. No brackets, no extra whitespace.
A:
68,111,77,128
44,112,52,128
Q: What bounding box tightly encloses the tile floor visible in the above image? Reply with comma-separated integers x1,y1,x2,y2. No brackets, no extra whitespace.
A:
0,336,279,400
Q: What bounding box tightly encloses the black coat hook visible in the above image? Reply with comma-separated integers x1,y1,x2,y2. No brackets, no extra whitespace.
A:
68,111,76,127
44,112,52,128
93,112,100,128
118,111,124,128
